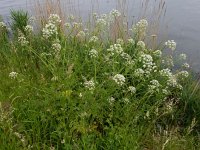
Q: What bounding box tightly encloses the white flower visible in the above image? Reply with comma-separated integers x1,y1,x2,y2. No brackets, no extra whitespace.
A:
148,80,160,93
153,50,162,58
108,97,115,105
42,23,58,39
128,86,136,94
96,18,107,28
84,79,95,90
134,68,145,77
110,9,121,17
127,38,135,45
132,19,148,36
0,22,6,28
89,49,98,58
9,72,18,79
112,74,126,86
182,63,190,69
165,40,176,51
179,53,187,60
89,36,99,43
159,68,173,78
52,42,61,53
48,14,61,24
123,98,130,104
51,76,59,81
24,25,33,33
177,71,189,79
18,34,29,46
137,41,146,49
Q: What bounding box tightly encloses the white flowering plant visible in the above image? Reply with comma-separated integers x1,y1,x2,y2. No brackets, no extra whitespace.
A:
0,9,200,149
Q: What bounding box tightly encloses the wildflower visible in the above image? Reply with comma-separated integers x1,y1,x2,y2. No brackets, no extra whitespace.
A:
123,98,130,104
107,44,124,56
89,49,98,58
52,42,61,53
179,53,187,60
112,74,126,86
42,23,58,39
110,9,121,17
89,36,99,43
162,88,170,95
0,22,6,28
177,71,189,79
108,97,115,105
148,80,160,93
48,14,61,25
132,19,148,36
134,68,145,77
84,79,95,90
127,38,135,45
9,71,18,79
18,36,29,46
137,41,146,49
167,76,182,89
182,63,190,69
159,68,173,78
96,18,107,28
24,25,33,33
128,86,136,94
165,40,176,51
153,50,162,58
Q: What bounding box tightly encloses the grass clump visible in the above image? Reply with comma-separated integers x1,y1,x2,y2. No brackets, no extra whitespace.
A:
0,9,200,150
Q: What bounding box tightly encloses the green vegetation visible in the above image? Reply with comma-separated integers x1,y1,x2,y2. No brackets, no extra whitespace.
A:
0,10,200,150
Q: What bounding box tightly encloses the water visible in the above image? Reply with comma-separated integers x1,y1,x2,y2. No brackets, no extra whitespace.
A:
0,0,200,71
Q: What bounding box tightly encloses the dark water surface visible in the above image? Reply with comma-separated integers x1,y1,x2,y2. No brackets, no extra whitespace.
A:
0,0,200,71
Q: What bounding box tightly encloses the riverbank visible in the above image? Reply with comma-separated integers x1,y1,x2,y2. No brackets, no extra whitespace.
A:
0,10,200,149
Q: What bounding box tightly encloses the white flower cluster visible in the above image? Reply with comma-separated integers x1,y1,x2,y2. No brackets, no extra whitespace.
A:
176,71,189,79
64,22,71,29
179,53,187,60
148,80,160,93
107,44,123,55
89,36,99,43
9,72,18,79
182,63,190,69
42,23,58,39
89,49,98,58
112,74,126,86
108,97,115,105
132,19,148,36
96,18,107,29
165,40,176,51
52,42,61,53
127,38,135,45
84,79,95,90
42,14,61,39
18,34,29,46
134,68,145,77
167,76,182,90
48,14,61,25
0,22,6,28
24,25,33,33
110,9,121,17
153,50,162,58
128,86,136,94
137,41,146,49
138,54,157,76
159,68,173,78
